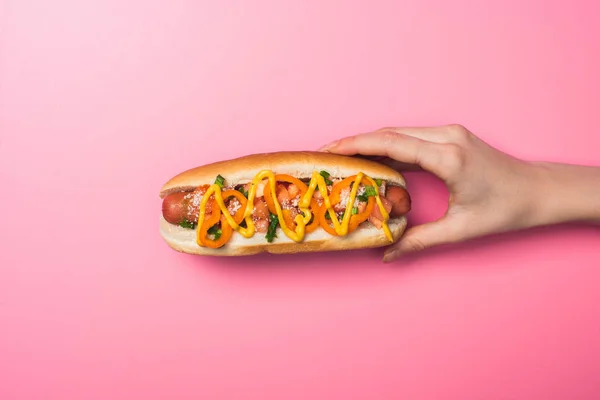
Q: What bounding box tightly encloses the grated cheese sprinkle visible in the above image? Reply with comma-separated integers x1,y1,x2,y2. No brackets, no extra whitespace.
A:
228,198,242,215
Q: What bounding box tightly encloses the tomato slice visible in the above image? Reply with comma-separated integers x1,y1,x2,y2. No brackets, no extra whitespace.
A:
198,199,225,248
282,209,296,230
318,205,339,236
329,175,357,206
200,215,233,249
263,174,309,214
262,174,314,234
198,191,247,248
280,199,320,234
348,196,375,232
221,189,247,225
326,175,378,234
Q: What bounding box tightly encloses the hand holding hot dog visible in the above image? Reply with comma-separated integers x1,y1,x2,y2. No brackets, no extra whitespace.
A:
159,152,413,256
319,124,600,262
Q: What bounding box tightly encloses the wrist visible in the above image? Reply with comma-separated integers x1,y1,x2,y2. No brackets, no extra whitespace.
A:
527,162,600,227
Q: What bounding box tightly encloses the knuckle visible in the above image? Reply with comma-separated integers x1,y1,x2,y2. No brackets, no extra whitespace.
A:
379,130,400,143
446,124,471,142
403,236,428,252
441,143,467,171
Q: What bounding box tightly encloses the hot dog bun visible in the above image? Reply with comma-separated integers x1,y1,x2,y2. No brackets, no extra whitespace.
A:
160,151,406,197
159,151,409,256
159,214,407,256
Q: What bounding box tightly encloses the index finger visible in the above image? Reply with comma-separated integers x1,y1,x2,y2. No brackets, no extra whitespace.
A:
354,155,423,172
319,131,442,174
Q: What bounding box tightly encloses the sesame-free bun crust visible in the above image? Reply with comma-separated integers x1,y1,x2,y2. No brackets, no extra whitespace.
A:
159,215,407,256
159,151,409,256
160,151,406,198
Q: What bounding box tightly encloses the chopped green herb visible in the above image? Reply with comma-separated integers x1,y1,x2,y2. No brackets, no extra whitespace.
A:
214,174,225,188
266,213,279,243
357,185,378,202
319,170,333,185
375,178,383,187
364,186,378,197
179,219,197,229
236,186,248,198
207,225,222,240
325,212,331,220
352,207,358,215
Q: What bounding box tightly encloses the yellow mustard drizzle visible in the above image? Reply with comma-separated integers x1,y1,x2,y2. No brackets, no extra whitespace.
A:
196,170,393,246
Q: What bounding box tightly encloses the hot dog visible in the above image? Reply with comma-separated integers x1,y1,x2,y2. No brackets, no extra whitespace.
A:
159,151,411,256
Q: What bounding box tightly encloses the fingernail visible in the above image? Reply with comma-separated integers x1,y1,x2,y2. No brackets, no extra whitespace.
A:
317,140,339,152
383,250,399,263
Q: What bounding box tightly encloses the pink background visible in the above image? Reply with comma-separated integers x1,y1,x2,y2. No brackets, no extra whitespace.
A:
2,0,600,399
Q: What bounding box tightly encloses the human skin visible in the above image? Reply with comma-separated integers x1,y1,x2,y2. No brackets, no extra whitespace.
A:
318,125,600,262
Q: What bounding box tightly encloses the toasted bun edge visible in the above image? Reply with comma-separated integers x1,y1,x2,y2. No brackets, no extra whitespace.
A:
159,215,407,256
160,151,406,198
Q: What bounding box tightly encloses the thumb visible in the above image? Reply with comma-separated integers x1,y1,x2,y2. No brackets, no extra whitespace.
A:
383,217,462,262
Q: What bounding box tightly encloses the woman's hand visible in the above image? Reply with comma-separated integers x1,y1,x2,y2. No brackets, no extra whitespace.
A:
319,125,600,262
